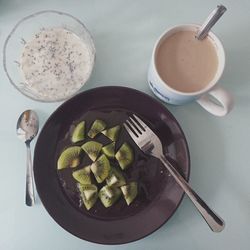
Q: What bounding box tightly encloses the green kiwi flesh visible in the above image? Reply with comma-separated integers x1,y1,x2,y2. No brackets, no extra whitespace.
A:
115,142,134,170
72,166,91,184
102,125,121,141
81,141,103,161
71,121,85,143
121,182,138,205
57,146,82,170
106,167,126,187
90,154,110,183
60,118,139,210
77,184,98,210
101,142,115,158
88,120,106,138
99,185,121,208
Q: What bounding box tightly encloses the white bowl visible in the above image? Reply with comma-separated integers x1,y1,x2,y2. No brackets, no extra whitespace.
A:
3,10,96,102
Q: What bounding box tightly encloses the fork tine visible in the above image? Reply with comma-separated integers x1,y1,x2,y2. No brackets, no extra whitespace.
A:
131,114,147,131
127,117,142,134
126,119,140,135
123,123,138,142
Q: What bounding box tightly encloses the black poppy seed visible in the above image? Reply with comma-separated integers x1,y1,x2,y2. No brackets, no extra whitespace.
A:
21,28,91,99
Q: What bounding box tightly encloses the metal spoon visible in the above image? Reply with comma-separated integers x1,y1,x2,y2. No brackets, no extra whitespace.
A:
196,5,227,40
17,110,39,206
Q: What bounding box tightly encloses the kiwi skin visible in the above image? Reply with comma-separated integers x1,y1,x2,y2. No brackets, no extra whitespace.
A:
102,142,115,159
71,121,85,143
90,154,111,183
88,120,106,138
115,142,134,170
99,185,122,208
106,167,126,187
60,118,138,210
72,166,91,184
77,184,98,210
81,141,103,161
121,182,138,205
102,125,121,141
57,146,82,170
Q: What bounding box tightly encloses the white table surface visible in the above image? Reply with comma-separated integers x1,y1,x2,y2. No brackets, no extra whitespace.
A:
0,0,249,249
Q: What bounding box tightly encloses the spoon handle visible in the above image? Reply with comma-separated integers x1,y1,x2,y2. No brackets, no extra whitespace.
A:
196,5,227,40
25,143,35,206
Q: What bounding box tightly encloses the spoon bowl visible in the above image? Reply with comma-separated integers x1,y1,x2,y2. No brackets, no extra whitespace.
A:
17,110,39,143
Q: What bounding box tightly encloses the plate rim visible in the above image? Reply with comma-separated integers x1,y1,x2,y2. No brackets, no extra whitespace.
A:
34,86,190,245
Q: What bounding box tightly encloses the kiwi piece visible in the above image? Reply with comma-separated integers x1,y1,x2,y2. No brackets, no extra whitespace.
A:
71,121,85,143
115,142,134,170
88,119,106,138
99,185,121,208
72,166,91,184
106,167,126,187
91,154,110,183
57,146,82,170
121,182,138,205
102,142,115,159
77,184,98,210
102,125,121,141
81,141,103,161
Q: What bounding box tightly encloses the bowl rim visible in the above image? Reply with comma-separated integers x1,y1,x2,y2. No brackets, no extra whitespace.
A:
3,10,96,103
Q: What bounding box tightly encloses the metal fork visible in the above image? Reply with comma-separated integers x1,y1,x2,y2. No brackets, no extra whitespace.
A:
124,114,225,232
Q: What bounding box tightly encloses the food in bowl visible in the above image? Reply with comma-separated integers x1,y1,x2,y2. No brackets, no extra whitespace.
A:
20,28,93,100
3,10,96,102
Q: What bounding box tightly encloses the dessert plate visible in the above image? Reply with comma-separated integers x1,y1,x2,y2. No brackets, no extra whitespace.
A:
34,86,190,244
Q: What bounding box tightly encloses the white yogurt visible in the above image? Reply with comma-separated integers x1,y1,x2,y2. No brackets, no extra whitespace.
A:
20,28,93,100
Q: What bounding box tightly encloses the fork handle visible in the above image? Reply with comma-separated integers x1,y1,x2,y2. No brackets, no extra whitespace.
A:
160,155,225,232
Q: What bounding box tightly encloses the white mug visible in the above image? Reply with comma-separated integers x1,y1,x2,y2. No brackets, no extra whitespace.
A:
148,24,233,116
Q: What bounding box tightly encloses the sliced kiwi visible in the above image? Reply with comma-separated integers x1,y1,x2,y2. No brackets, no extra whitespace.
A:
77,183,98,210
90,154,110,183
106,167,126,187
99,185,121,208
102,142,115,159
57,146,82,170
81,141,102,161
115,142,134,170
102,125,121,141
88,120,106,138
72,166,91,184
121,182,138,205
71,121,85,143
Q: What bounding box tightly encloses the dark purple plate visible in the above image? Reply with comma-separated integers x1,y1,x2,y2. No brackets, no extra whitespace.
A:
34,86,190,245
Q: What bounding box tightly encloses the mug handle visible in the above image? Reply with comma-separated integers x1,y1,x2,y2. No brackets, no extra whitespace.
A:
196,86,234,116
